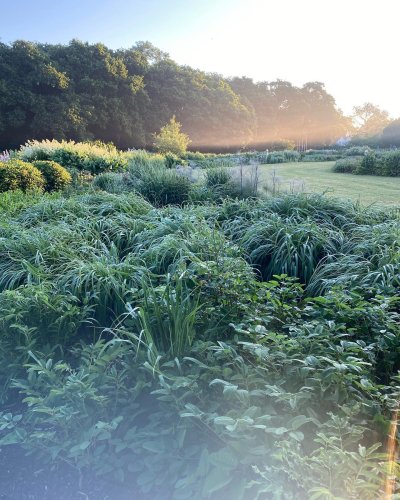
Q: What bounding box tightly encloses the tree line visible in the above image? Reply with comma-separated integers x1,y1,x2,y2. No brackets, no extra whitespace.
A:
0,39,397,151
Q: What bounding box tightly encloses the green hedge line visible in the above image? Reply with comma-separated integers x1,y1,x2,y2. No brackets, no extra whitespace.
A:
333,150,400,176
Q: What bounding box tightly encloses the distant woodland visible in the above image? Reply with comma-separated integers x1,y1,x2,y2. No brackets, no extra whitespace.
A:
0,40,397,150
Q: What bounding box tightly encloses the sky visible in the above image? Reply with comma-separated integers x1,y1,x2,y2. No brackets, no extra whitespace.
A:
1,0,399,117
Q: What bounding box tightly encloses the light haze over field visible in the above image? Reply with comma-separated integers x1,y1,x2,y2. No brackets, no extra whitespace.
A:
1,0,399,117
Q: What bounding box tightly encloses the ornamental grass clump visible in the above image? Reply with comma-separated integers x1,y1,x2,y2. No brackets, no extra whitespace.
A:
134,165,192,206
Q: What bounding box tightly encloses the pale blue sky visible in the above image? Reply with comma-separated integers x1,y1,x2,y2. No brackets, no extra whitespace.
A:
1,0,399,117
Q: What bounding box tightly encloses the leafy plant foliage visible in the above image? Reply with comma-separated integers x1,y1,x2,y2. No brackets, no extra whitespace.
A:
0,183,399,498
0,41,350,151
153,116,191,155
0,159,45,192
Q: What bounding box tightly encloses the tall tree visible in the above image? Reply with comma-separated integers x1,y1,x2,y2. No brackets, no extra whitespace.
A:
352,103,390,138
153,116,191,155
0,39,356,151
380,118,400,146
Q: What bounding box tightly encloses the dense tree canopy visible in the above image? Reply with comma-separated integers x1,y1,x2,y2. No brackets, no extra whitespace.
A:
352,102,390,138
229,78,349,147
380,118,400,146
0,40,351,151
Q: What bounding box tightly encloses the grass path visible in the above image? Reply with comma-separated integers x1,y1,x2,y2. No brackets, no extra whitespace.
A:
259,161,400,206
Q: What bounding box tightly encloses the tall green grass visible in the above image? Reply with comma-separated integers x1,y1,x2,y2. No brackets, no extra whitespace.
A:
125,273,201,356
0,187,398,499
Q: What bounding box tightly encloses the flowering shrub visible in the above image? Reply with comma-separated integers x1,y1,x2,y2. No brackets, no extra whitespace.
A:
18,140,128,173
0,150,11,162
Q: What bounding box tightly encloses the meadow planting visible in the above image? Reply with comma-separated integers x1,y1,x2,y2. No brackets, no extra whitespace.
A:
0,140,399,499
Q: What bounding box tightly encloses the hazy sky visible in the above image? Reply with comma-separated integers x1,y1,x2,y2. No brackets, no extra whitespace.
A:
1,0,399,117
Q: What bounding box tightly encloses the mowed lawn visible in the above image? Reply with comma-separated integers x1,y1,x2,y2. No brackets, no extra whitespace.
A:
259,161,400,206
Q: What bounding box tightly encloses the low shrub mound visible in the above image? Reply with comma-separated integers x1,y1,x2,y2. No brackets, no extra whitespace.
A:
32,160,72,192
381,149,400,176
18,139,128,174
357,151,378,175
0,159,44,193
333,157,362,173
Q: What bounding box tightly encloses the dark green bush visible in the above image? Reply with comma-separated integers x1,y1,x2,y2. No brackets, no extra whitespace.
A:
0,160,44,193
282,149,301,162
2,280,397,498
381,118,400,147
267,151,285,163
262,150,300,164
356,152,377,175
333,157,361,173
381,150,400,176
334,149,400,177
32,160,72,192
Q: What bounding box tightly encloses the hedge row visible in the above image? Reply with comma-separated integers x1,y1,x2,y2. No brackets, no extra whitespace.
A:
333,150,400,176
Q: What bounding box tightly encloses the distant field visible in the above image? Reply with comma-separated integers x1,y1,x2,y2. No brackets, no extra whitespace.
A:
259,161,400,206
